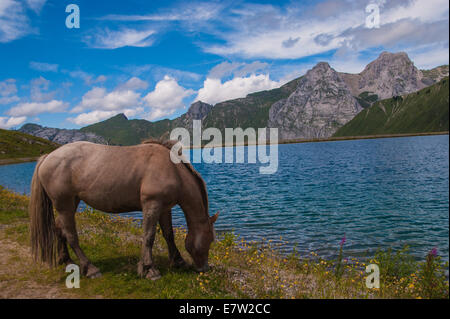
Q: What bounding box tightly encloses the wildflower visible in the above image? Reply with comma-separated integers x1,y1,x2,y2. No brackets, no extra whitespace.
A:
429,247,437,257
340,234,346,247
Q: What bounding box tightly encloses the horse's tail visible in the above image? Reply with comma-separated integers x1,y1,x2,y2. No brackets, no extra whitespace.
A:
29,154,57,266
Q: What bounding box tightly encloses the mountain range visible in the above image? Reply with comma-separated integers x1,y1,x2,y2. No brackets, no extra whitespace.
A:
334,77,449,137
18,52,449,145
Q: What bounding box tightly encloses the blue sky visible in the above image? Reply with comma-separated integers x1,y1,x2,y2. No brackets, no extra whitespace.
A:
0,0,448,129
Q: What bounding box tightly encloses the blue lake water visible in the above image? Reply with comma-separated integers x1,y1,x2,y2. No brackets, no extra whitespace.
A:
0,135,448,261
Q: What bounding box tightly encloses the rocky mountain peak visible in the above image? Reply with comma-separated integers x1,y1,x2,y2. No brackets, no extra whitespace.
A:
19,123,107,145
312,61,332,71
304,61,342,83
362,51,415,75
172,100,213,130
344,51,425,99
268,61,362,139
113,113,128,121
186,101,213,120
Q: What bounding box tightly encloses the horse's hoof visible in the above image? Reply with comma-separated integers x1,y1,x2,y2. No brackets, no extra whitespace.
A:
171,256,187,268
87,271,102,279
146,268,161,281
86,265,102,279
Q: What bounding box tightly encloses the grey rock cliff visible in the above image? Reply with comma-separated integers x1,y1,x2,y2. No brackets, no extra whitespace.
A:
268,62,362,139
173,101,213,129
340,52,426,100
19,123,107,144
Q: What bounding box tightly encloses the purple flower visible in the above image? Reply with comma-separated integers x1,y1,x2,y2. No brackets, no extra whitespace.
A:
340,234,346,247
429,247,437,257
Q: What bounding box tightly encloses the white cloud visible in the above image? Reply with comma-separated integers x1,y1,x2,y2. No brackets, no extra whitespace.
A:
0,79,17,95
208,61,269,79
25,0,47,14
72,87,141,113
7,100,68,117
0,0,31,43
30,76,55,102
201,1,448,62
68,108,144,126
0,95,20,104
0,79,20,104
143,75,195,120
195,74,280,105
382,0,449,25
116,77,148,91
100,3,222,22
66,70,107,85
29,61,59,72
84,28,156,49
0,116,26,129
408,44,450,69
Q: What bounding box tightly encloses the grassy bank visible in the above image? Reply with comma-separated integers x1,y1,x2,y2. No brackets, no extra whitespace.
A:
0,186,448,299
0,157,41,166
0,129,59,163
334,77,449,137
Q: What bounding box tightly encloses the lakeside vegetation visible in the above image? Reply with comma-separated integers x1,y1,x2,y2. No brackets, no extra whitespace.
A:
0,129,58,164
0,185,448,299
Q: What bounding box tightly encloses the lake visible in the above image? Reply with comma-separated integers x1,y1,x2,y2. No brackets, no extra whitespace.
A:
0,135,448,261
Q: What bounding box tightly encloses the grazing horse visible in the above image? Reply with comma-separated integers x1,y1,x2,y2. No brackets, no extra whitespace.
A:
29,140,218,280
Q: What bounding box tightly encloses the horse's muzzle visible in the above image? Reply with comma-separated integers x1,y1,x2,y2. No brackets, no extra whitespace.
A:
196,264,210,273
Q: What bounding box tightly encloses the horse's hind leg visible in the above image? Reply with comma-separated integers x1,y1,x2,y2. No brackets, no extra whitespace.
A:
159,209,186,268
57,209,102,278
55,216,74,265
138,200,163,280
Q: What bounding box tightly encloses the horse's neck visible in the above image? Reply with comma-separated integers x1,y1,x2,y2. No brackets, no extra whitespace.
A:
178,164,209,230
181,200,209,231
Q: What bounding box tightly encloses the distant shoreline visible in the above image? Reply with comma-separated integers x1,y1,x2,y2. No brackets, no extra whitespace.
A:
0,131,447,165
187,131,449,149
0,157,40,166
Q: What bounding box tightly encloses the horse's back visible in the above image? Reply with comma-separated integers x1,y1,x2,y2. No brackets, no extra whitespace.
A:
38,141,182,212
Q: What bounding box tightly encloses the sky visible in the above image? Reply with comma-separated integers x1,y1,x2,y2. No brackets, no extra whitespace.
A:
0,0,448,129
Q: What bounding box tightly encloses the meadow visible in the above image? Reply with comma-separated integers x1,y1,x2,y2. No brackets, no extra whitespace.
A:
0,185,448,299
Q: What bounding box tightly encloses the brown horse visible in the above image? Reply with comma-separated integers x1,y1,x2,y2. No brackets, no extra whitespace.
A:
29,140,218,280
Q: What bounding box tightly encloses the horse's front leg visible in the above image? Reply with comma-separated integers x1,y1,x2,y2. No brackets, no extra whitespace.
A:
138,201,163,280
159,209,186,268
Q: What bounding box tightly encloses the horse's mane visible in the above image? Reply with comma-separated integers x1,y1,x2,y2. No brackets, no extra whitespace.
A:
141,138,179,150
141,138,209,219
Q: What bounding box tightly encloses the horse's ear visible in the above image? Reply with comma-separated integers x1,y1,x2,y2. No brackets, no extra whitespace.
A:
210,211,219,224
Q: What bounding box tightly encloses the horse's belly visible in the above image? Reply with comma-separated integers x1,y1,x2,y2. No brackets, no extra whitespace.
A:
79,190,142,213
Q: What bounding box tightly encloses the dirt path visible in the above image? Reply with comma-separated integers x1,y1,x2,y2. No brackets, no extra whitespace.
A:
0,226,76,299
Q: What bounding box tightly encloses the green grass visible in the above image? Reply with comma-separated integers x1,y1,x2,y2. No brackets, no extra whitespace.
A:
0,185,448,299
334,77,449,137
0,129,59,160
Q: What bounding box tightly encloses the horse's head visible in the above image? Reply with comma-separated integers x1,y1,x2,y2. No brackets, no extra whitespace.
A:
185,212,219,272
